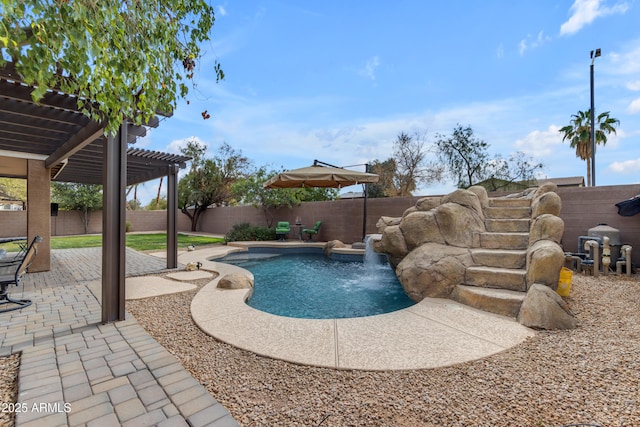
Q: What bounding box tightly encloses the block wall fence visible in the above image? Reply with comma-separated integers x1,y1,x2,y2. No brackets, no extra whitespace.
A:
2,184,639,265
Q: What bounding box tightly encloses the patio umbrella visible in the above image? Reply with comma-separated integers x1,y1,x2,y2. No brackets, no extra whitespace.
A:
264,161,379,241
263,164,379,189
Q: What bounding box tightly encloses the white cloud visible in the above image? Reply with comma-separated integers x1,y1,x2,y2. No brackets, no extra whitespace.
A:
358,56,380,80
628,98,640,114
608,43,640,76
627,80,640,91
560,0,629,36
518,31,552,56
217,5,227,16
609,158,640,173
514,125,563,158
165,136,209,155
496,43,504,59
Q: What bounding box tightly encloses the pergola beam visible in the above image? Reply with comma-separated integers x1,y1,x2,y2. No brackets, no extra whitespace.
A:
45,121,105,168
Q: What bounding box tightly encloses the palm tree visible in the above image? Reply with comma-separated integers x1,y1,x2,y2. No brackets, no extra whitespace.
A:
559,110,620,186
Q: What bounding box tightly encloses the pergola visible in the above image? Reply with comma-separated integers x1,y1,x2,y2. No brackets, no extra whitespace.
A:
0,65,189,323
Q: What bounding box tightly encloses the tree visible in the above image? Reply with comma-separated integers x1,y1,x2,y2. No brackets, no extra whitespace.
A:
559,110,620,186
145,196,167,210
392,132,443,196
178,140,251,231
232,167,337,227
435,124,490,188
436,124,543,189
1,0,223,135
368,132,443,197
51,182,102,234
0,178,27,202
367,159,396,198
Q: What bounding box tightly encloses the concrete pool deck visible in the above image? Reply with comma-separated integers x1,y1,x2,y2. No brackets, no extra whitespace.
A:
179,244,535,371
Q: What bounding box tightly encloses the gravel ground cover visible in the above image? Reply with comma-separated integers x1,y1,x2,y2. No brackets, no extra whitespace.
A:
126,273,640,426
0,353,20,427
2,274,637,426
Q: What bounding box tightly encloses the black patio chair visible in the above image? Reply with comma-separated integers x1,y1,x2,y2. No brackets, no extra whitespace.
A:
0,235,42,313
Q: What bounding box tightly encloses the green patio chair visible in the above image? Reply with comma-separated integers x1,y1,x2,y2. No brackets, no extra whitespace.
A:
275,221,290,241
302,221,322,241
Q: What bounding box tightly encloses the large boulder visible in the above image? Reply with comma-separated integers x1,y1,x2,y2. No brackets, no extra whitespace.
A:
467,185,489,210
403,206,418,217
378,225,409,262
531,191,562,218
532,182,558,199
529,214,564,245
324,240,347,256
526,240,565,288
396,243,472,301
415,196,442,211
518,283,577,329
441,189,484,219
400,211,444,250
376,216,401,233
434,203,485,248
217,273,253,290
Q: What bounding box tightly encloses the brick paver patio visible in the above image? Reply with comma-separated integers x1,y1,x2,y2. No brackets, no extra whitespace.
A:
0,248,238,427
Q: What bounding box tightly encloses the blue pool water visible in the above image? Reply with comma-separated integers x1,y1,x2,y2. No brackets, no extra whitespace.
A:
219,253,414,319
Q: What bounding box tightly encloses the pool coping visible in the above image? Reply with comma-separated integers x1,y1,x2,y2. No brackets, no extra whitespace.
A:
182,244,536,371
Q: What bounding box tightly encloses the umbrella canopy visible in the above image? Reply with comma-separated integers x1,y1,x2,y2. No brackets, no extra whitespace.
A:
263,164,379,189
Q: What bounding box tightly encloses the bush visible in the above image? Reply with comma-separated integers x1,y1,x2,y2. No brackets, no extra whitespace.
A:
225,223,276,243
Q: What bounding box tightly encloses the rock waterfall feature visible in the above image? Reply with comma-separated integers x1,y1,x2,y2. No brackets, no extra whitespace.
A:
374,184,576,330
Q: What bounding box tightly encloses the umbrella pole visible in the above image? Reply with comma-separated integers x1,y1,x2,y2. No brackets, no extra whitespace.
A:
362,182,368,242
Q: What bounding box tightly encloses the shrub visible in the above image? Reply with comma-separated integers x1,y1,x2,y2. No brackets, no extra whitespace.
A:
225,223,276,242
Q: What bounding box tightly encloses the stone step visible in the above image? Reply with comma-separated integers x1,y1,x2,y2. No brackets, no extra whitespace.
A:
488,198,531,208
471,249,526,269
485,218,530,233
480,232,529,250
451,285,525,318
484,206,531,219
465,266,527,291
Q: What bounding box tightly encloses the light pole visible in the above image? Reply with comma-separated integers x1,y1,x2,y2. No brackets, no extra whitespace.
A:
590,48,601,187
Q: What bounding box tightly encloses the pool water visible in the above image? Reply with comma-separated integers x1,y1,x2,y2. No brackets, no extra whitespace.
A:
221,253,414,319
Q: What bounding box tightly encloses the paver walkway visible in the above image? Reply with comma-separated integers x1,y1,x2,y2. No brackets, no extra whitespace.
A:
0,248,238,427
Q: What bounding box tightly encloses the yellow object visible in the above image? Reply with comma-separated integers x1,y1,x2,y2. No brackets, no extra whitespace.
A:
557,267,573,297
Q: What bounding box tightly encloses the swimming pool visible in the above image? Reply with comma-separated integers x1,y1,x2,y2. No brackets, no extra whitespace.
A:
218,253,414,319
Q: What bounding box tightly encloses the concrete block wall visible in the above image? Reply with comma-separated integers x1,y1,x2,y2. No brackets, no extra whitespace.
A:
3,184,640,266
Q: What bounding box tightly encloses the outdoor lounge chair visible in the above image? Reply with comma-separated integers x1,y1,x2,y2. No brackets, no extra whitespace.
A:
303,221,322,241
0,235,41,313
275,221,290,241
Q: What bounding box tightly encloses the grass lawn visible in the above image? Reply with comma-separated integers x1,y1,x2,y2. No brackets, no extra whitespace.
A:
0,233,224,252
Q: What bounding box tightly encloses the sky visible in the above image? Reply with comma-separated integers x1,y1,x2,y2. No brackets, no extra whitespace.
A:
134,0,640,205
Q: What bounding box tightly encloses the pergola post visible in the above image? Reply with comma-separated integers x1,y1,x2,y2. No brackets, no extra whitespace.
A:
102,122,127,323
166,164,179,269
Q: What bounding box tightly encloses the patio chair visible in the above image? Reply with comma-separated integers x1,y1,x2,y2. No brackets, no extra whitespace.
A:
303,221,322,241
275,221,290,241
0,235,42,313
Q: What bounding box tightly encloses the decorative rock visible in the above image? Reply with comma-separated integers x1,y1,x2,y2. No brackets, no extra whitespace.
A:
531,191,562,218
399,211,444,250
532,182,558,199
217,273,253,290
415,196,442,211
376,216,401,233
467,185,489,210
396,243,472,300
402,206,418,217
518,283,577,329
378,225,409,259
529,214,564,245
434,203,485,248
526,240,565,288
442,189,484,219
323,240,347,256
